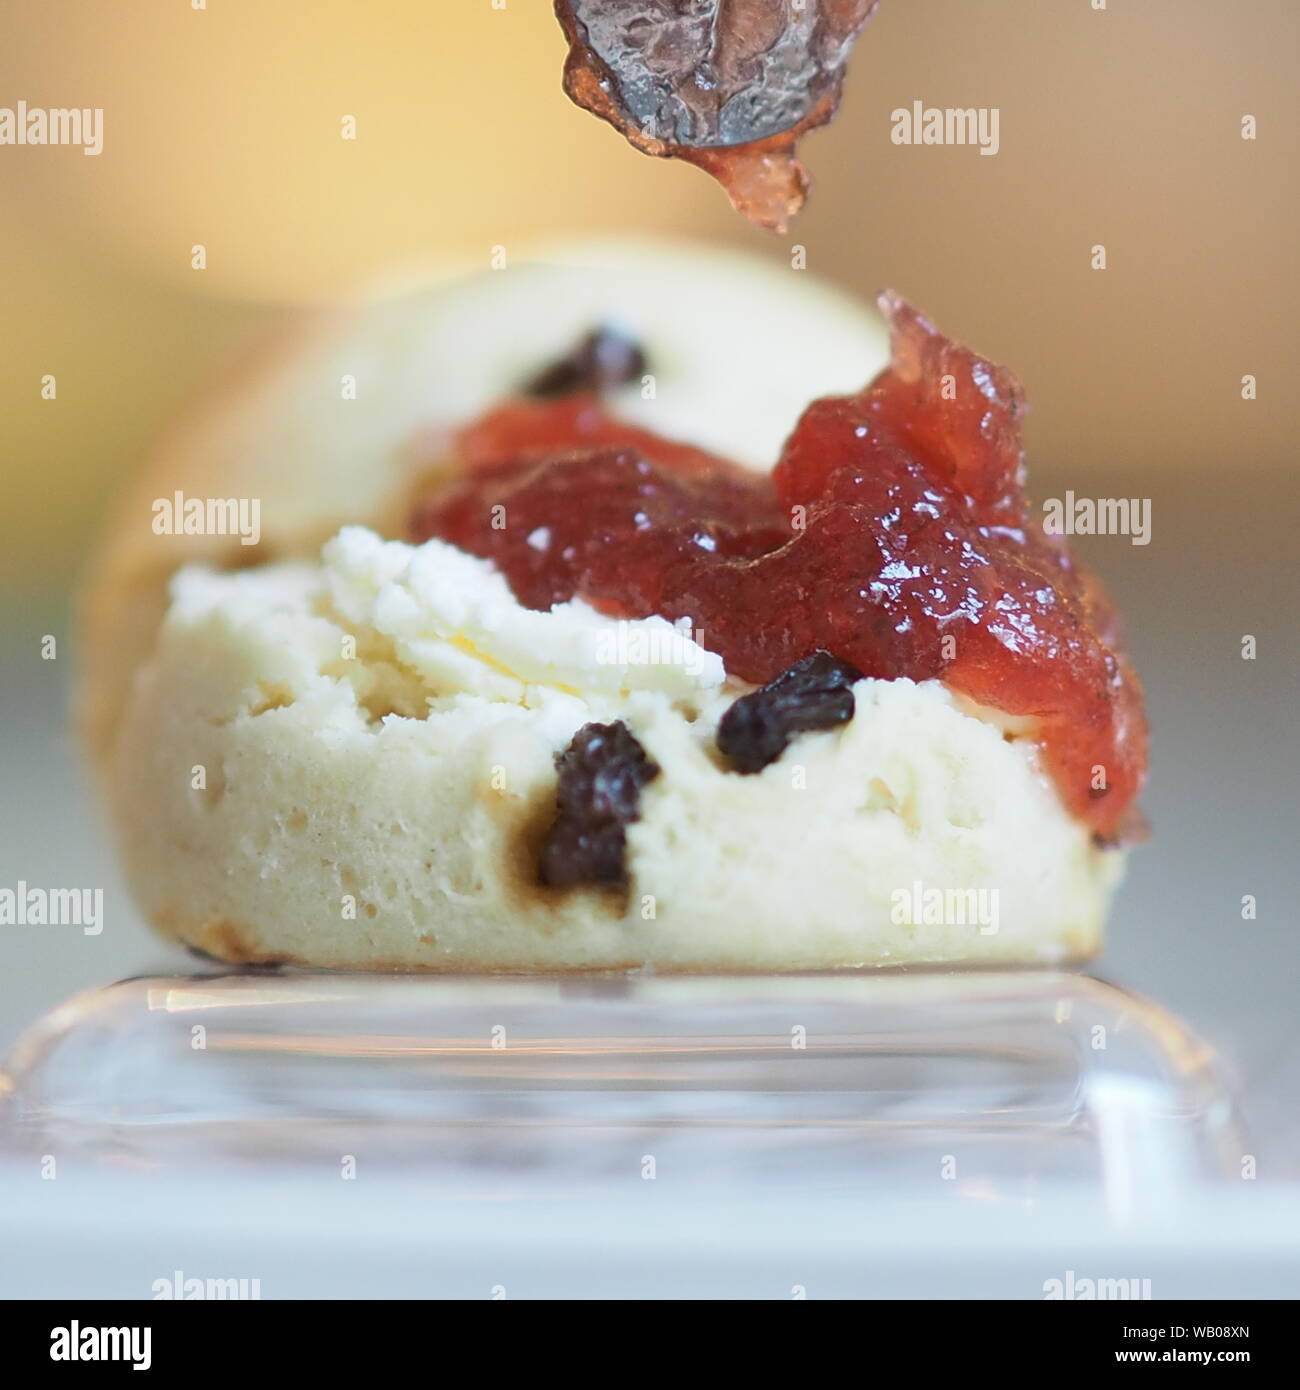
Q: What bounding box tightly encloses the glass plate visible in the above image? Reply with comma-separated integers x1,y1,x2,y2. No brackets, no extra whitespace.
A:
0,969,1243,1214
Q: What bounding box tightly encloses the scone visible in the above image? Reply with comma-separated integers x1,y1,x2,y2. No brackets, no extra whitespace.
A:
81,240,1145,971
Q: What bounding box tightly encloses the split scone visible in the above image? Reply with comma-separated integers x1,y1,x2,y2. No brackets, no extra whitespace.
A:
80,242,1145,970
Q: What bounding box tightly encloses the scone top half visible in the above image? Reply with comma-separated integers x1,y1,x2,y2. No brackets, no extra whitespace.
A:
82,241,1139,972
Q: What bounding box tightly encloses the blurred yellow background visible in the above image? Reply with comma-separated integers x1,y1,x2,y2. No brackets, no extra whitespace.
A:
1,0,1296,597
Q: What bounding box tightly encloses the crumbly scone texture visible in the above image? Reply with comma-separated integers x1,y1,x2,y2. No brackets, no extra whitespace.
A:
106,528,1120,971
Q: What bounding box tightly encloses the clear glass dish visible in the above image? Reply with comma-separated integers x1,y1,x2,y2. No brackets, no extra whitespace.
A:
0,969,1243,1214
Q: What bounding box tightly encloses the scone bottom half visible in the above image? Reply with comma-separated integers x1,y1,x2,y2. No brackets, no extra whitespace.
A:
84,247,1144,972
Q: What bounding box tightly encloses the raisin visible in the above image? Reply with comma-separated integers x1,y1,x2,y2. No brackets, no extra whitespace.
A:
539,722,660,888
523,325,647,399
553,1,881,231
717,651,864,773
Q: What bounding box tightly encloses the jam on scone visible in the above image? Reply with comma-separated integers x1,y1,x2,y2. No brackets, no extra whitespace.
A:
413,293,1148,845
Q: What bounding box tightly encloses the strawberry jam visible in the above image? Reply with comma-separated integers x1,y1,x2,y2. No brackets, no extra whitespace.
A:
411,295,1147,840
